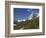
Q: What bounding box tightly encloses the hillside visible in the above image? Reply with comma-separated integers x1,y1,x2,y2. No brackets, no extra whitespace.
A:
14,17,39,30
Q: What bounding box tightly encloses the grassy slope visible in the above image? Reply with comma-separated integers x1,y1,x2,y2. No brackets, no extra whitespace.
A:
14,17,39,30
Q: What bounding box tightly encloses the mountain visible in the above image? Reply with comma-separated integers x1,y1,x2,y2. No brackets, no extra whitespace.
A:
14,12,39,30
14,17,39,30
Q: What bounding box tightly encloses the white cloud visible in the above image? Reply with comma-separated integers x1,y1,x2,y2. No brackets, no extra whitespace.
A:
22,19,26,21
17,19,26,22
27,12,33,20
17,20,22,22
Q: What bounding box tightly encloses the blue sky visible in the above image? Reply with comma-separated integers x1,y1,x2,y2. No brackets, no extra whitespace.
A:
14,8,39,21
